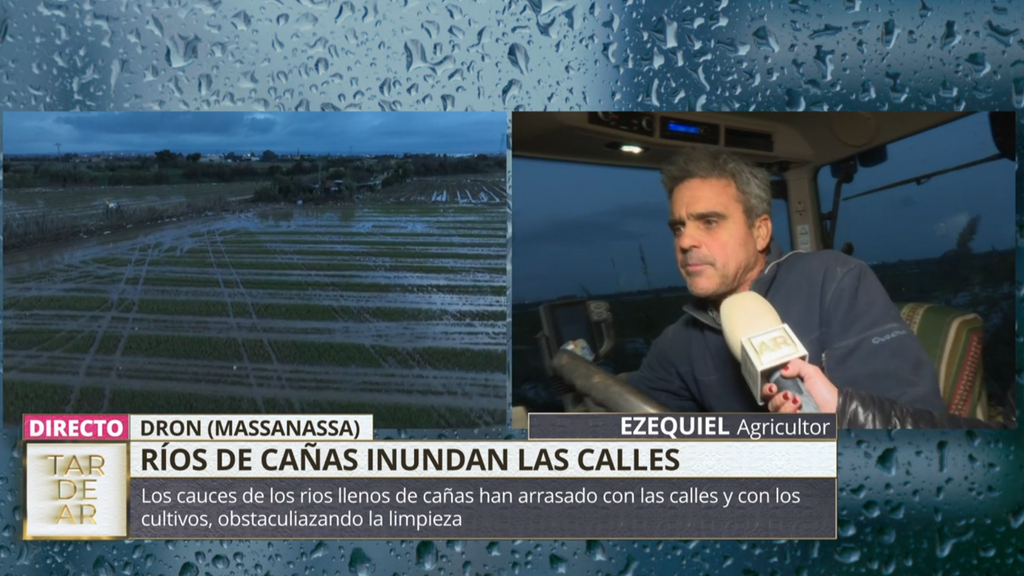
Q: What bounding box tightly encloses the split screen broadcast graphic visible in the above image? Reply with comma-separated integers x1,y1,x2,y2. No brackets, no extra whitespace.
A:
9,109,1017,542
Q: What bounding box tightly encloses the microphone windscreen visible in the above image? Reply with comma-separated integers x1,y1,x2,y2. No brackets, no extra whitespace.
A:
720,291,783,361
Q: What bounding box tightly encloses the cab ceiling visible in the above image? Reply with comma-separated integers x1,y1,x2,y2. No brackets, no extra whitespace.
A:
512,112,970,173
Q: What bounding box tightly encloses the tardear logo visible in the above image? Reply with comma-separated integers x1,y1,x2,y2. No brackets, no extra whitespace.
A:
48,453,105,525
25,443,128,539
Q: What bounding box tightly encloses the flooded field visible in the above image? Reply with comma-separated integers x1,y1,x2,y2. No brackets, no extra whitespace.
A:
377,176,507,204
4,204,508,428
5,182,257,219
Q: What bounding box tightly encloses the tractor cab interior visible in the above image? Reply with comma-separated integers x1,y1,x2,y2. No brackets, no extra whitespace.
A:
510,111,1017,428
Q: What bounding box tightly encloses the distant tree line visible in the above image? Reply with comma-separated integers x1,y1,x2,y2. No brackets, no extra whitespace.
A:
3,150,504,189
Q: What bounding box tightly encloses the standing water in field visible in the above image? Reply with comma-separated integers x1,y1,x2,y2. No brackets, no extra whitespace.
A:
4,202,508,428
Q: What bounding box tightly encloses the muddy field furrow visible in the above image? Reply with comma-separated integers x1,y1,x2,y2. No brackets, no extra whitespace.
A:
211,248,508,258
7,320,506,349
6,373,505,408
7,360,507,402
7,288,506,309
32,269,509,284
8,350,506,385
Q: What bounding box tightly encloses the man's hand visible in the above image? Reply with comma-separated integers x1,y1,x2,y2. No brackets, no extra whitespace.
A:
760,359,839,413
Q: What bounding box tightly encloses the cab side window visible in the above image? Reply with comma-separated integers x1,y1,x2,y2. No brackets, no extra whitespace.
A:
816,113,1015,410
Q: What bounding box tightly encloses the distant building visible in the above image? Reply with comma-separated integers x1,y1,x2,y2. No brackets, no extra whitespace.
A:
355,175,386,192
200,154,225,163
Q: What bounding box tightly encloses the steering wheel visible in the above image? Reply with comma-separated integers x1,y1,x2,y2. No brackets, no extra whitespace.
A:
551,350,669,413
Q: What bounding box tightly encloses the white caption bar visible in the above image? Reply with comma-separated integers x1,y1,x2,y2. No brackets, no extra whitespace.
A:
130,415,373,441
130,441,836,479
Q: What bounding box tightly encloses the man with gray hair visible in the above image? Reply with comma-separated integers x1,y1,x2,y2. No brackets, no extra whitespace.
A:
625,149,992,428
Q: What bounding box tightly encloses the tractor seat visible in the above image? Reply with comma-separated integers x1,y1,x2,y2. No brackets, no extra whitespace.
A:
896,303,991,422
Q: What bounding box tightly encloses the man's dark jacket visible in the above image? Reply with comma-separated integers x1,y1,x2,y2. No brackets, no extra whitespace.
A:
626,245,994,429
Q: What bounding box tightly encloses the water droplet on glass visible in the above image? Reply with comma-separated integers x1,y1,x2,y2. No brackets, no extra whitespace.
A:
147,15,165,38
964,52,992,77
859,80,876,101
198,73,213,96
441,93,455,110
447,540,465,552
887,502,905,519
231,10,251,31
194,551,206,565
585,540,606,561
810,24,843,39
939,20,961,50
508,43,530,75
1004,505,1024,529
935,526,974,558
648,16,677,49
813,46,834,81
878,526,897,544
785,89,805,111
211,555,229,569
93,556,116,576
881,19,899,49
501,79,522,106
314,57,329,75
618,554,640,576
936,440,948,472
788,0,810,14
834,545,861,564
309,540,328,559
838,518,856,537
549,554,568,573
336,1,356,23
422,20,441,39
863,500,881,518
875,447,897,475
487,541,501,556
296,13,319,30
165,34,200,69
179,561,200,576
986,20,1018,47
276,13,289,25
349,547,375,576
416,541,438,570
752,26,779,52
307,37,329,53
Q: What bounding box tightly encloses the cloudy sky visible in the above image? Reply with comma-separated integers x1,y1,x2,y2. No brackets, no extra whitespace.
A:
512,112,1014,303
3,112,507,155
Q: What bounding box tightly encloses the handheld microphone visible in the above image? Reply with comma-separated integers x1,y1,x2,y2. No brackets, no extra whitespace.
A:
719,291,820,413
